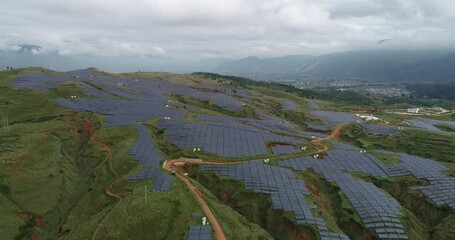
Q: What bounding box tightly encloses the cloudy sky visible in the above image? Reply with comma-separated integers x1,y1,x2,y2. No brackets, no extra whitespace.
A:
1,0,454,59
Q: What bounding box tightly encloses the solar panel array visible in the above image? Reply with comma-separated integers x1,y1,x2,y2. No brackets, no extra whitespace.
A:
362,124,400,135
158,119,301,157
188,225,212,240
306,100,321,110
191,212,203,217
306,100,320,110
56,98,185,127
197,113,316,140
310,111,363,126
376,150,455,210
409,118,455,136
277,142,455,238
280,151,387,179
192,85,257,100
336,173,408,239
14,70,455,239
279,144,409,239
307,123,331,131
67,69,95,79
282,100,298,111
80,85,113,98
200,162,349,239
15,69,248,112
13,73,69,92
271,145,301,155
128,125,173,191
232,88,257,99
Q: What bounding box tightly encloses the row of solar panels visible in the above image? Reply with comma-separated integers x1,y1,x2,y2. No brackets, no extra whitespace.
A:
200,161,349,239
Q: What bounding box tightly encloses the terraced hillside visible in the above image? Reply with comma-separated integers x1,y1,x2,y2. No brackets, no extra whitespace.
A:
1,68,454,240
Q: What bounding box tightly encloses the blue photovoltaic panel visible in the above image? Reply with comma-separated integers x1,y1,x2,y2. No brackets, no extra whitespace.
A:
409,118,455,136
188,225,212,240
278,142,455,239
307,123,331,131
127,125,173,192
16,69,455,240
13,73,69,92
282,100,298,111
310,111,363,126
158,119,302,158
200,161,349,240
376,150,455,210
306,100,320,110
56,98,185,127
271,145,300,155
362,124,400,135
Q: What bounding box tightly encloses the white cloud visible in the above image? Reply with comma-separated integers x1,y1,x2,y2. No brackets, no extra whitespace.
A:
0,0,454,59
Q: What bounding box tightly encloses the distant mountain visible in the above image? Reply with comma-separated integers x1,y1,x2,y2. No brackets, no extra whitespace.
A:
217,55,315,73
2,46,454,82
0,49,79,71
0,45,228,73
389,53,455,82
214,50,455,82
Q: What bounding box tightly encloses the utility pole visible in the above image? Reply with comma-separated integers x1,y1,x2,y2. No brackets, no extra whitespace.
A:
6,117,9,131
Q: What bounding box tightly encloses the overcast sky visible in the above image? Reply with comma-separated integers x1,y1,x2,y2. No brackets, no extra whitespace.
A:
1,0,454,59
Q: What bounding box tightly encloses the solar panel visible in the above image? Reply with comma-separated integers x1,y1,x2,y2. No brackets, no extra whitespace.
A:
200,161,349,239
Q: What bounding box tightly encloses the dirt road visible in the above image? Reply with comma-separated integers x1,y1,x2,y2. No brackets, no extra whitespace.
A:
163,159,226,240
160,123,349,239
90,128,123,240
177,173,227,240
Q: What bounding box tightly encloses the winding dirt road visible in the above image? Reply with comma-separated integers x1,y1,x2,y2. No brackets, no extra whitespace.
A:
90,128,123,240
179,173,227,240
161,123,348,239
163,159,226,240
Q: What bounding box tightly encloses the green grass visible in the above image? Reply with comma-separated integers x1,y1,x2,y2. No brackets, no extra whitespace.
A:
190,179,273,240
370,176,455,239
0,175,25,239
60,125,139,239
9,135,65,216
1,69,148,239
369,150,401,164
89,180,200,240
172,94,258,119
434,124,455,133
191,170,318,240
2,67,455,239
341,124,455,163
294,170,375,240
280,110,310,130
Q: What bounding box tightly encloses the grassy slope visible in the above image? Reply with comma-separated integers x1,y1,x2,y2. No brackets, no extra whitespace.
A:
341,124,455,163
191,179,273,240
0,174,25,240
1,69,274,239
294,170,375,240
3,68,455,239
191,170,318,240
172,94,258,119
341,124,455,238
370,176,455,239
434,124,455,133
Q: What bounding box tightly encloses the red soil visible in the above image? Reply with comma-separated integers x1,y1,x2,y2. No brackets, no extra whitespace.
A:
268,142,293,147
15,212,44,240
192,86,225,93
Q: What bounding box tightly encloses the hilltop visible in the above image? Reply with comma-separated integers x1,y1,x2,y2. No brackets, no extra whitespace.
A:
0,68,454,240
